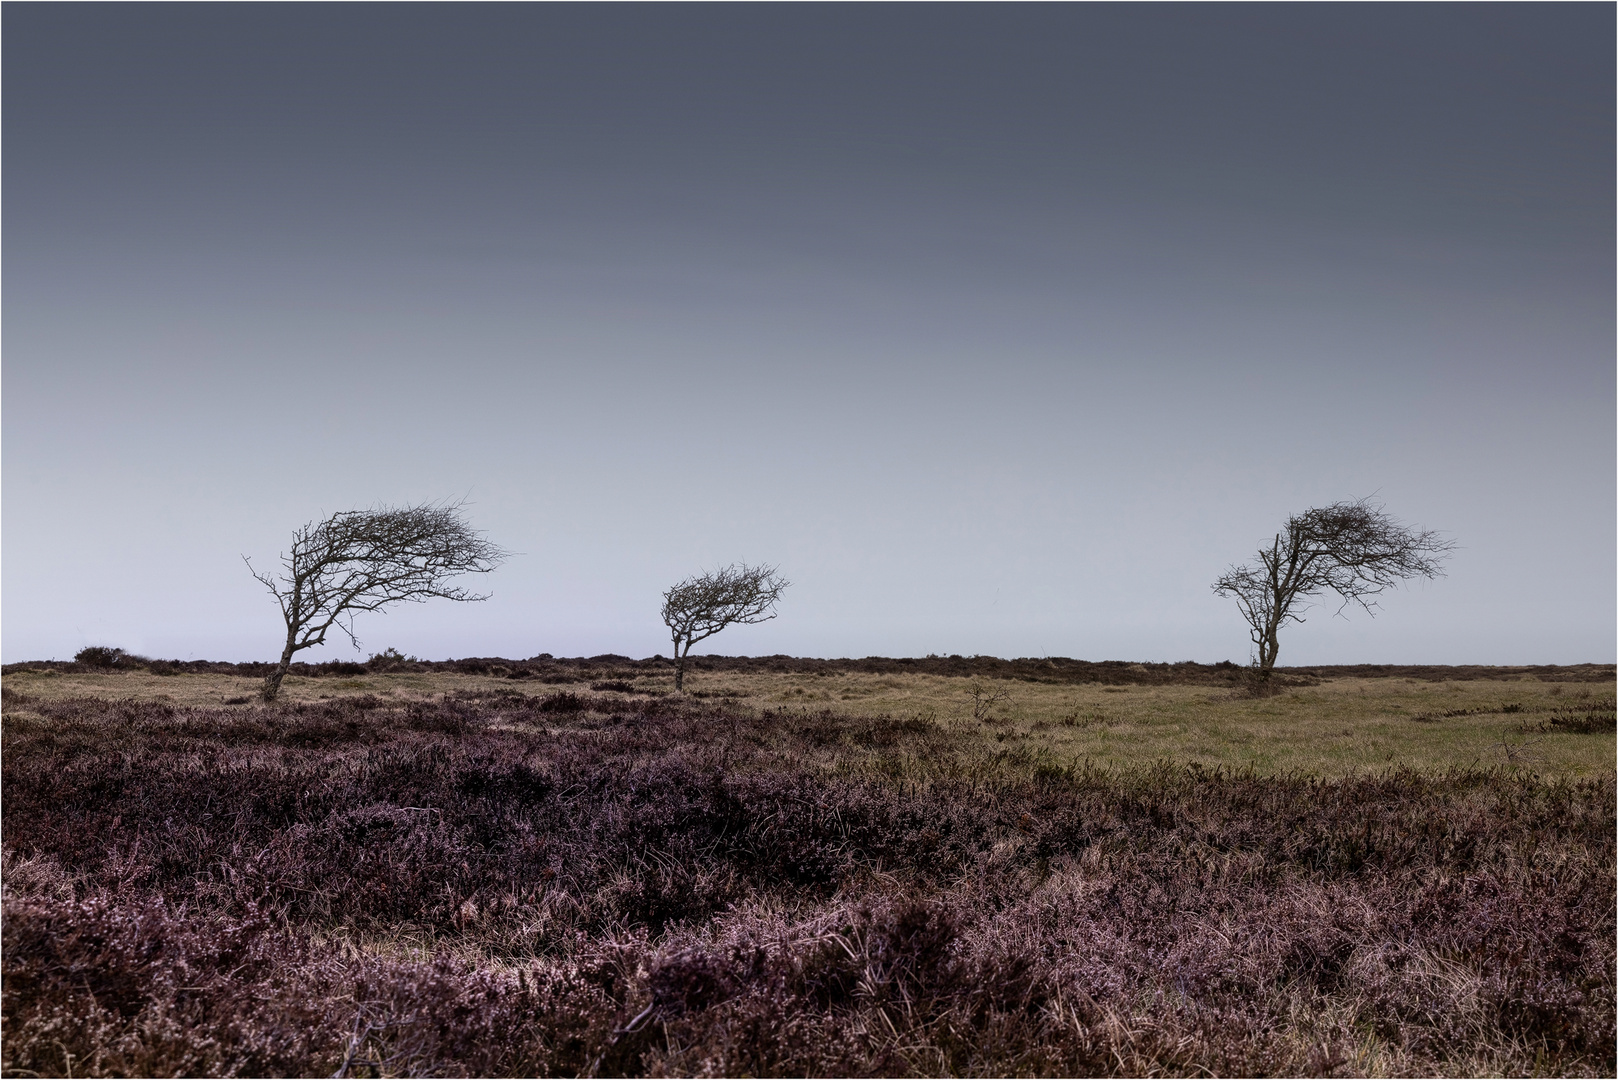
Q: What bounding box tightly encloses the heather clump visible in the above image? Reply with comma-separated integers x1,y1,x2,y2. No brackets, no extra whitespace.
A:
3,692,1613,1076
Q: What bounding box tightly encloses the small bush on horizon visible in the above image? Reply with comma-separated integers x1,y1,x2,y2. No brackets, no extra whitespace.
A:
366,647,418,673
72,646,143,669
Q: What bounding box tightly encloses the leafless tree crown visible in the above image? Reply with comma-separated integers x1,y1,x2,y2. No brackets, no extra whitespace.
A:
1212,498,1452,681
661,563,789,690
246,502,507,700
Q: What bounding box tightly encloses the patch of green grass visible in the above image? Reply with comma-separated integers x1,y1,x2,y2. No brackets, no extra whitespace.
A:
726,673,1614,778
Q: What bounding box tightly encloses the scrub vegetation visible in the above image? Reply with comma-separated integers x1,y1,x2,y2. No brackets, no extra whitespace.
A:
7,655,1613,777
3,660,1613,1076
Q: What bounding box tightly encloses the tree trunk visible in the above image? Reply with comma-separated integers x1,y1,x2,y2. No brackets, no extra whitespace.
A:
673,644,687,691
1251,618,1282,690
261,640,297,702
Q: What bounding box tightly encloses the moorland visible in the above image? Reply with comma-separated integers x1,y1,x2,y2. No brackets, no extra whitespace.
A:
2,655,1613,1076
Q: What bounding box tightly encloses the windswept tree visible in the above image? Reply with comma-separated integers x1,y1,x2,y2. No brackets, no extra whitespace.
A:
1213,498,1452,686
246,502,507,701
661,563,790,691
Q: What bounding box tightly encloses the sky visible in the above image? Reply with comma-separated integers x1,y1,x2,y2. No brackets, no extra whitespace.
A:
4,4,1613,666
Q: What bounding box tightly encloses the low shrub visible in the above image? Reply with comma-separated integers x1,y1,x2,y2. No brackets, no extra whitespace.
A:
365,647,418,673
72,646,144,669
3,694,1612,1076
314,661,369,677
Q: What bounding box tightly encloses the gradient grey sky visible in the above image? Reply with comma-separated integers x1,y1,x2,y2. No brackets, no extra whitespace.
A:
5,4,1613,665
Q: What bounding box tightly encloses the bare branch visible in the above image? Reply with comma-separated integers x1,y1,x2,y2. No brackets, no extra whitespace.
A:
1213,499,1451,682
247,501,508,701
661,563,790,691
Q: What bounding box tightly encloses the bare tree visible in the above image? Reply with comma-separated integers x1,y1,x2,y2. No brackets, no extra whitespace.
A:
661,563,790,691
246,502,507,702
1212,498,1452,687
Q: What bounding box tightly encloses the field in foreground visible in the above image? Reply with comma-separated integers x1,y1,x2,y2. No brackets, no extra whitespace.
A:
4,656,1613,777
2,669,1613,1077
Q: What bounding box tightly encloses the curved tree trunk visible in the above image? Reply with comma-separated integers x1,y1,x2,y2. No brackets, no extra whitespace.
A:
261,640,297,703
1257,624,1281,678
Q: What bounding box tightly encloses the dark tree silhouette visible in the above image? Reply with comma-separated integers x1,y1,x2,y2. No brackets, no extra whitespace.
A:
1213,499,1452,686
661,563,789,691
246,502,507,702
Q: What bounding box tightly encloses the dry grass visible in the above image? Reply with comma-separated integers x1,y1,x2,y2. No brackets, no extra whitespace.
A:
693,668,1615,777
6,665,1611,777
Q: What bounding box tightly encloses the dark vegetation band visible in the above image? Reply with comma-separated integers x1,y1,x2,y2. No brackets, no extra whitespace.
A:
9,652,1614,686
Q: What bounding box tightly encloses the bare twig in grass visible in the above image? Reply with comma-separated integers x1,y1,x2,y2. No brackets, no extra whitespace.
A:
968,680,1011,721
1491,736,1546,766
